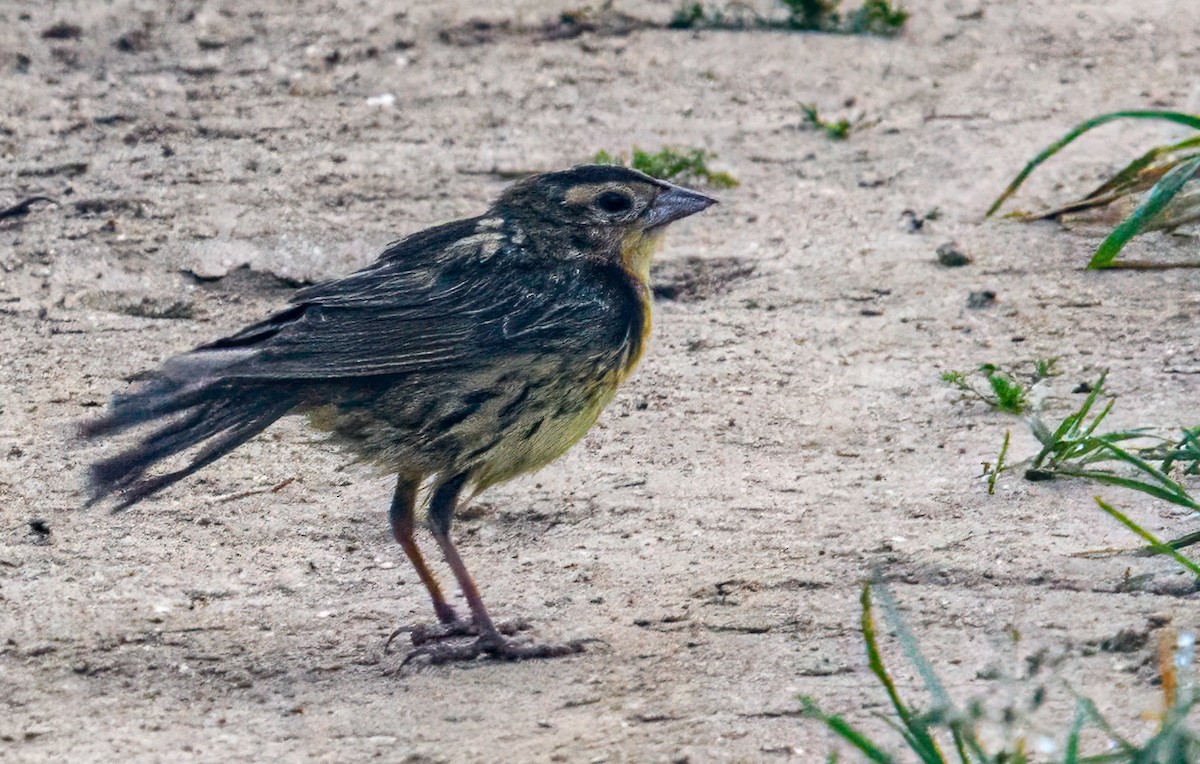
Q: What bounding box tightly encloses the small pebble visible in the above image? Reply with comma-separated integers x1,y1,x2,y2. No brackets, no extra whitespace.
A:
937,241,972,267
966,290,996,309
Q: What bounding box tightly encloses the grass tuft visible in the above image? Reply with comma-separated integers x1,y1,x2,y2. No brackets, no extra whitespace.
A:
669,3,707,29
593,147,739,188
986,110,1200,269
843,0,910,35
779,0,841,30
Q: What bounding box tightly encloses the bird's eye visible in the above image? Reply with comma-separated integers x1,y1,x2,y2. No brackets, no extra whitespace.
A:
595,191,633,214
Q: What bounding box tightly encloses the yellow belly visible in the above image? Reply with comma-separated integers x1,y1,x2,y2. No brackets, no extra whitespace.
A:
471,374,622,493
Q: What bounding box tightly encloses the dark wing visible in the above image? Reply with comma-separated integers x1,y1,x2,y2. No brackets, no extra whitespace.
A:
186,220,638,381
81,219,639,508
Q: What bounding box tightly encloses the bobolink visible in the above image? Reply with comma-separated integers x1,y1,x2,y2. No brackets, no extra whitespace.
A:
82,164,716,663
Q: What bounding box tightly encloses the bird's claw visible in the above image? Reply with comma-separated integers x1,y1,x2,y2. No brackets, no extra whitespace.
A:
384,617,531,652
401,634,595,666
409,617,531,646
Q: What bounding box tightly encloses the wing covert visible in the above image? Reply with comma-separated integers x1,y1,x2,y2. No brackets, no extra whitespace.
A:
192,228,637,381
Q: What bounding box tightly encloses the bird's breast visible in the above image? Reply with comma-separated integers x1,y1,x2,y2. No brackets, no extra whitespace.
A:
468,361,626,492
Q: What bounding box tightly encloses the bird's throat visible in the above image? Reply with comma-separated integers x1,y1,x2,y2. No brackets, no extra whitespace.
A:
616,228,663,378
619,228,665,287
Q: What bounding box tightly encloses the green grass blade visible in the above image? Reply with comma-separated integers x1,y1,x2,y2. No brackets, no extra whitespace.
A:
1089,441,1198,507
1083,135,1200,200
1059,433,1122,466
1145,186,1200,233
947,723,972,764
1033,410,1084,464
1088,154,1200,268
800,698,898,764
871,583,952,708
1057,470,1196,508
1161,530,1200,551
987,110,1200,217
1067,375,1108,438
988,430,1010,495
1094,497,1200,578
1078,399,1115,440
860,586,915,724
1094,429,1157,443
860,585,946,761
1095,441,1188,487
1160,427,1200,473
1070,431,1158,466
958,729,997,763
1063,701,1088,764
896,722,951,760
1073,695,1139,755
1034,375,1106,460
869,583,970,761
1075,754,1140,764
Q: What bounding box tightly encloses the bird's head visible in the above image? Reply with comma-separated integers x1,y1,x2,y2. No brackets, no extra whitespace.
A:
493,164,717,282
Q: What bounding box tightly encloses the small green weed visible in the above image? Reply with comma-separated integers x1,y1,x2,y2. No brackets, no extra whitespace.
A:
804,581,1200,762
669,2,756,29
669,0,907,36
593,147,739,188
669,3,707,28
987,110,1200,269
846,0,910,35
801,103,853,140
941,364,1029,415
779,0,840,30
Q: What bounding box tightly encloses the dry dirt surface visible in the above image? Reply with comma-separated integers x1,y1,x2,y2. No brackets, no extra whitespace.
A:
3,1,1200,761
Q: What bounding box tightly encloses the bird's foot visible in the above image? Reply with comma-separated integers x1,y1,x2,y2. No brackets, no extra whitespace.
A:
409,617,531,646
384,617,530,652
401,632,594,666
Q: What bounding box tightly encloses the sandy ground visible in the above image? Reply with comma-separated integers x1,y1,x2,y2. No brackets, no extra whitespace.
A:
3,0,1200,761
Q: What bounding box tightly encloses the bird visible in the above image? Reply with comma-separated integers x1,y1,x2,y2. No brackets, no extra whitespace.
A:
80,164,717,663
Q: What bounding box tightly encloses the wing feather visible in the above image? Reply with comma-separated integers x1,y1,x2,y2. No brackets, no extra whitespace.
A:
188,220,636,381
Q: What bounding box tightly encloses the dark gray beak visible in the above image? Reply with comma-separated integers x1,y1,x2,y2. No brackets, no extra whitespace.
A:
645,183,718,229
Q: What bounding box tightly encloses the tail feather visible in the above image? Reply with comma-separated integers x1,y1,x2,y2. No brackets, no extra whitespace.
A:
79,380,213,439
88,407,210,492
82,368,301,509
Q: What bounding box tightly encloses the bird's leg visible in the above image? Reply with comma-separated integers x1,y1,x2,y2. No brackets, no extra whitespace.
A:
385,475,465,651
402,474,589,665
388,475,458,623
385,475,526,650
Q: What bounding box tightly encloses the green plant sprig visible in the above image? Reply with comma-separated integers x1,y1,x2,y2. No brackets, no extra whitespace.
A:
942,364,1034,416
593,147,739,188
